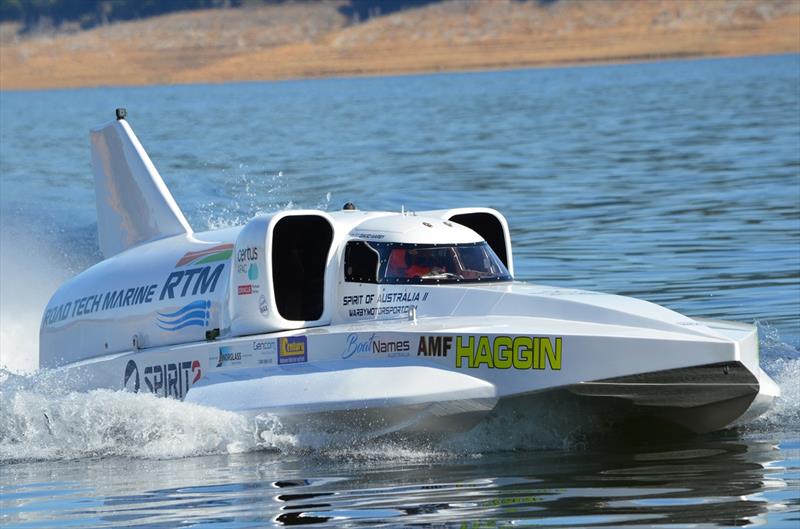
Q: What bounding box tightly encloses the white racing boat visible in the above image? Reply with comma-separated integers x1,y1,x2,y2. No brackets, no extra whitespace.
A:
40,110,779,437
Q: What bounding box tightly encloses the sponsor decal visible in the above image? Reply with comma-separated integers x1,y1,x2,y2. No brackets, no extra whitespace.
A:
248,264,259,280
258,294,269,316
121,359,201,398
238,284,253,295
455,336,563,370
253,339,276,365
278,336,307,365
342,294,375,306
215,346,243,367
44,259,227,328
157,299,211,331
236,247,259,261
343,289,430,319
159,264,225,300
253,340,276,352
417,336,452,357
123,359,140,391
176,244,234,267
341,333,411,359
378,292,422,303
236,247,260,275
351,231,385,240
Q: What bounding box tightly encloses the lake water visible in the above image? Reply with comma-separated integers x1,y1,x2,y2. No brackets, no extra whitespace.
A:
1,55,798,528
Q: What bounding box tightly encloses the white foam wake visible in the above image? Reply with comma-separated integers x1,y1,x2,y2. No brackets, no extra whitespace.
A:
746,323,800,433
0,370,298,462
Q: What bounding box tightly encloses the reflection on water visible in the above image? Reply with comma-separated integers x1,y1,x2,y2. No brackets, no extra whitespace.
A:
2,437,797,528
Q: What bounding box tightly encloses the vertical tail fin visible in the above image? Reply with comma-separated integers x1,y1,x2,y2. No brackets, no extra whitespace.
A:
90,111,192,259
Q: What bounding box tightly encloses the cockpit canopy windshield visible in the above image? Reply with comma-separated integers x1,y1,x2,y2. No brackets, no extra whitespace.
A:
344,241,512,284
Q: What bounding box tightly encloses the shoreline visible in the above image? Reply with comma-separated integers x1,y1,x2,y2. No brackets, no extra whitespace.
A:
1,0,798,92
2,51,794,94
3,51,793,94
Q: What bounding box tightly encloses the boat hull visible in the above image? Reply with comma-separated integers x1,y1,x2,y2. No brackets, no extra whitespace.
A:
54,313,777,437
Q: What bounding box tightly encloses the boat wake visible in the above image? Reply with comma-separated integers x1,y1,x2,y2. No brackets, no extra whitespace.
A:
0,372,291,462
2,337,797,464
741,325,800,436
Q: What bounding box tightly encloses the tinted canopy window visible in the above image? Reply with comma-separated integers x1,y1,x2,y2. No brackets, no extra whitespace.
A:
344,241,380,283
344,241,511,284
272,216,333,321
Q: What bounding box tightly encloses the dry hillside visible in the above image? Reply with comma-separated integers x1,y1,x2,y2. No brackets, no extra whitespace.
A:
1,0,798,90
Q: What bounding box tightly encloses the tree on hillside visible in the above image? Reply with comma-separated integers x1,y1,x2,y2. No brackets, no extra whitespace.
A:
0,0,240,30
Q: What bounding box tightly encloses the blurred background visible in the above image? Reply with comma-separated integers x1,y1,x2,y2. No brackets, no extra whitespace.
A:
1,0,798,90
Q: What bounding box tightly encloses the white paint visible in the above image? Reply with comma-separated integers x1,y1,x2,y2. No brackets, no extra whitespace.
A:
36,116,780,436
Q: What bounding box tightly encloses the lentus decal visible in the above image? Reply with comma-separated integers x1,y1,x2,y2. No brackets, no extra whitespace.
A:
236,246,259,278
455,336,563,370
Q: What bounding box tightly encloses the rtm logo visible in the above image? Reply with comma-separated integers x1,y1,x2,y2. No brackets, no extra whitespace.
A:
122,359,201,399
159,264,224,301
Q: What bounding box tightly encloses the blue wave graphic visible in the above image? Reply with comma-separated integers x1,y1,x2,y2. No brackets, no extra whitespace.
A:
157,300,211,319
157,319,207,332
157,300,211,332
157,310,209,327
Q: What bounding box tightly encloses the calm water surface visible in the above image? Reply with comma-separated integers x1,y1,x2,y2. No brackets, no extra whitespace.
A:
1,55,798,528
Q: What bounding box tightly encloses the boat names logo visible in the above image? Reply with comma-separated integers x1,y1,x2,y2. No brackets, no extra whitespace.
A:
43,262,225,328
278,336,307,364
122,359,201,398
341,333,411,359
455,336,562,370
157,299,211,331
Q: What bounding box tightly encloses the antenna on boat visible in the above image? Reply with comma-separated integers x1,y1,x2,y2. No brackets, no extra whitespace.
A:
401,205,405,215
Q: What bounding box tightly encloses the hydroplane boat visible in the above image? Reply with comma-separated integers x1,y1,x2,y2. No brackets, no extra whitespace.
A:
40,109,779,437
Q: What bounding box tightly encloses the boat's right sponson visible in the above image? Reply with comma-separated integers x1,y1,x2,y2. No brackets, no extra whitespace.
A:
567,361,759,433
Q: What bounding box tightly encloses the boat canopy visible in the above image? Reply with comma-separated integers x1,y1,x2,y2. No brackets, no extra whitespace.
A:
344,241,512,284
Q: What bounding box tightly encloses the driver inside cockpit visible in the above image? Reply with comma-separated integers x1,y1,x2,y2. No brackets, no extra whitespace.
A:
405,249,433,277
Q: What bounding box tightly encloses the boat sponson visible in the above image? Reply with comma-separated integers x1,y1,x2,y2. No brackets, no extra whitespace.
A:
184,365,498,434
